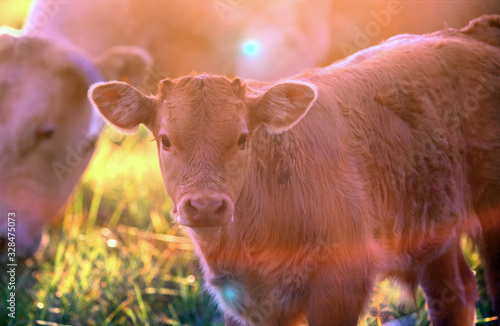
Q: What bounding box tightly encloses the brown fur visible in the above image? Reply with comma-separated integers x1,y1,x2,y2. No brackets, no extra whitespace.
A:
90,15,500,325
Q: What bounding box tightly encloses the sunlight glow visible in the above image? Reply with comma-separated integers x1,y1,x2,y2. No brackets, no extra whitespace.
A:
0,26,21,36
241,40,260,57
107,239,117,248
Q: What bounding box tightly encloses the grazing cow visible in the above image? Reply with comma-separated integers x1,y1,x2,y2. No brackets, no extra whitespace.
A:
90,15,500,325
24,0,499,83
24,0,333,82
0,30,150,258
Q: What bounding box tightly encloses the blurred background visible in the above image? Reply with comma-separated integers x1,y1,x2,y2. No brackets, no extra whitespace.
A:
1,0,499,325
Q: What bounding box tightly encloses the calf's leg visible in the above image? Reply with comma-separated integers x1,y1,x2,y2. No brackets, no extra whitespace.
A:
417,240,477,326
477,204,500,315
306,259,373,326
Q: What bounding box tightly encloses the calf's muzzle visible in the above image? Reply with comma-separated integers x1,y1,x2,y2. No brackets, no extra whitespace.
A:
178,193,234,228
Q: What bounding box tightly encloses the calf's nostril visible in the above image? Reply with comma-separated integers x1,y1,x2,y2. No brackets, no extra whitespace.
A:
215,201,227,215
186,200,196,212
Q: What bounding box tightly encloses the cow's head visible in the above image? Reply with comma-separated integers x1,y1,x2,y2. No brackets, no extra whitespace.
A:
89,75,317,233
0,32,151,258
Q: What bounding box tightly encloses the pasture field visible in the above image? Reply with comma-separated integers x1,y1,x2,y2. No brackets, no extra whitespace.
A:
0,1,498,325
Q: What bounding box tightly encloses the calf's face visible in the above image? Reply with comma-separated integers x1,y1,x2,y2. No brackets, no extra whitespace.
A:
90,76,317,231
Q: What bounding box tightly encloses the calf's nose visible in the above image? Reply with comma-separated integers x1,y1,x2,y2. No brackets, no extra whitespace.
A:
178,194,233,227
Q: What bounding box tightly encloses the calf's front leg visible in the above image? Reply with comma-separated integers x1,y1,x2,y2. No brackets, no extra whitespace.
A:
306,259,373,326
417,240,477,326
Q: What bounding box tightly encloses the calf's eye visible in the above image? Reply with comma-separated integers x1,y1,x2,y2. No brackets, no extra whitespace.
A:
161,136,172,150
237,133,249,150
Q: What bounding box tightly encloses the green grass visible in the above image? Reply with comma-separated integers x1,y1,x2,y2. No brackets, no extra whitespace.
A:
1,2,499,325
0,0,32,30
0,126,225,325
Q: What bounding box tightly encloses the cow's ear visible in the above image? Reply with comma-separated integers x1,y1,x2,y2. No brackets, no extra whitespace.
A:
94,46,153,86
250,81,318,133
88,81,155,134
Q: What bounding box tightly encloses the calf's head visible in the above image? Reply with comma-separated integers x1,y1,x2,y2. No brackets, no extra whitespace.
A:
89,75,317,230
0,32,151,258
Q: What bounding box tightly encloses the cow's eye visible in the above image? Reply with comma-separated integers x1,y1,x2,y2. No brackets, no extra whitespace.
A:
237,133,249,150
35,124,55,143
161,136,172,150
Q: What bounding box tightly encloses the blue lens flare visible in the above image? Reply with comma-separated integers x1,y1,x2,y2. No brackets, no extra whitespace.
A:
241,40,260,57
220,284,244,311
223,286,238,303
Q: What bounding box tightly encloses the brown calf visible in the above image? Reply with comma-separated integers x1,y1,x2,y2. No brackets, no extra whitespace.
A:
89,15,500,325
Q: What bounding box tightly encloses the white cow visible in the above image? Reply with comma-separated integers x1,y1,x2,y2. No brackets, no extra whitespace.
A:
0,19,150,258
24,0,334,83
24,0,499,84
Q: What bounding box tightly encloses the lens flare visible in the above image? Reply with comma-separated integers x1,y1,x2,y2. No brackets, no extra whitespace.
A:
223,286,239,303
107,239,117,248
241,40,260,57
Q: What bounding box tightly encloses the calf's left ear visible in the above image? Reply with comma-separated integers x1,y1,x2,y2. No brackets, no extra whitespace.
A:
250,81,318,133
88,81,155,134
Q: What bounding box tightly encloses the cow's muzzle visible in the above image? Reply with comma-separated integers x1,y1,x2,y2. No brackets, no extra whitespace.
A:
0,232,41,261
177,193,234,228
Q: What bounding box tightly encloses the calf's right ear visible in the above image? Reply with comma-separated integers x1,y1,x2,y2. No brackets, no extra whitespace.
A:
88,81,155,134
